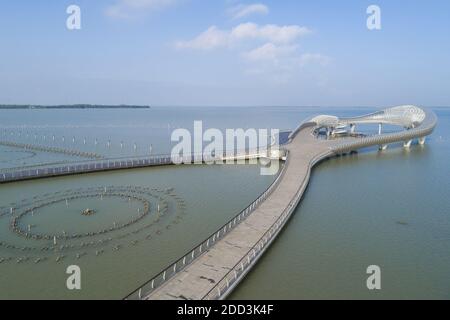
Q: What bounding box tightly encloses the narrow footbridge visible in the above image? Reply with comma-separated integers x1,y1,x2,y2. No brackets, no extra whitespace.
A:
0,150,277,184
123,105,437,300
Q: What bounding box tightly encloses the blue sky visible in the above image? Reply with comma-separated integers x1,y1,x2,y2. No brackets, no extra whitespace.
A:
0,0,449,106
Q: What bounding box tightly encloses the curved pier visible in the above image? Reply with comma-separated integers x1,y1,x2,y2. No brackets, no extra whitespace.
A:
124,105,437,300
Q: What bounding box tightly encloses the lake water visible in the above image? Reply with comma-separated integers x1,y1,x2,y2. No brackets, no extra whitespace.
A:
0,107,449,299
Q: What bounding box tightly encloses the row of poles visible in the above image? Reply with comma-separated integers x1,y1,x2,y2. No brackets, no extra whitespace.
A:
1,130,154,154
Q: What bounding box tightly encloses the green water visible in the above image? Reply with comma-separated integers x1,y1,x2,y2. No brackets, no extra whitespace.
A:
0,164,275,299
231,135,450,299
0,107,449,299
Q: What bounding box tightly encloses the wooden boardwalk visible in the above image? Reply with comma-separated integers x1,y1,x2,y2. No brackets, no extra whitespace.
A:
142,107,437,300
0,153,265,184
145,127,336,300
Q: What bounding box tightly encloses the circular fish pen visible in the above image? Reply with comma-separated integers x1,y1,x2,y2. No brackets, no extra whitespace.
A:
0,186,187,264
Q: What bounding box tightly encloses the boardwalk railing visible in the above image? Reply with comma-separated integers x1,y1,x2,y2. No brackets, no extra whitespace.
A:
0,152,201,174
330,109,438,153
0,154,173,183
0,148,275,183
124,152,288,300
201,150,332,300
200,109,438,300
127,107,436,300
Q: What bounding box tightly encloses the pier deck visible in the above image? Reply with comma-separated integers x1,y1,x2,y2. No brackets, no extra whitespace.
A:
146,128,334,299
138,106,437,300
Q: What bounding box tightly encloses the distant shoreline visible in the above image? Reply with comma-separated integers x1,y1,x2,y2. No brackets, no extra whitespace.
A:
0,104,150,109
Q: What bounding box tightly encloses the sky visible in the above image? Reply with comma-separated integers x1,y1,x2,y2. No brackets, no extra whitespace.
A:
0,0,449,107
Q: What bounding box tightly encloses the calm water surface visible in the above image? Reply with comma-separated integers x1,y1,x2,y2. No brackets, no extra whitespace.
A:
231,108,450,300
0,107,449,299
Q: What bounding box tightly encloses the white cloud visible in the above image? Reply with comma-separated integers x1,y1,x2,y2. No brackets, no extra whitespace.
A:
228,3,269,20
242,44,331,82
243,43,298,64
176,23,311,50
105,0,176,19
175,26,230,50
298,53,331,67
231,23,310,44
175,21,328,81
